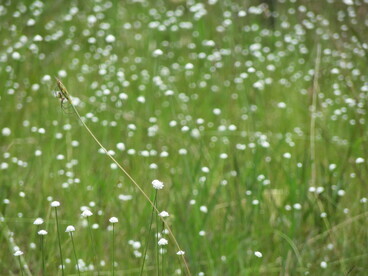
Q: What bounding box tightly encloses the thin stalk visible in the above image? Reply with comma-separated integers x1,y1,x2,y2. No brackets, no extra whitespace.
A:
310,44,320,189
87,217,100,275
56,79,191,275
155,193,159,276
54,208,65,276
112,224,115,276
310,45,345,270
139,191,157,276
18,256,24,276
40,236,45,275
70,233,81,276
162,221,165,276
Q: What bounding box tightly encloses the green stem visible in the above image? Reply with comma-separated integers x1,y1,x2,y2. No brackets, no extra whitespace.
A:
162,221,165,276
87,217,100,275
139,191,157,276
156,193,159,276
54,208,65,276
112,224,115,276
41,236,45,275
18,256,24,276
70,233,81,276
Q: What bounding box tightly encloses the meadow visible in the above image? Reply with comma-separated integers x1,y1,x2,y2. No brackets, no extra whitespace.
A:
0,0,368,275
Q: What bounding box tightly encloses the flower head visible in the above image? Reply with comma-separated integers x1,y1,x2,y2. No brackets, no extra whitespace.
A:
159,211,169,217
51,201,60,207
254,251,263,258
152,49,163,57
109,217,118,224
105,34,116,43
152,179,164,190
65,225,75,233
158,238,168,246
14,250,23,256
33,218,44,225
177,250,185,255
81,209,93,217
38,230,48,235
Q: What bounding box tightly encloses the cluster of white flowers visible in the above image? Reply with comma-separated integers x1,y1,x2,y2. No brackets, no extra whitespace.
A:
152,179,164,190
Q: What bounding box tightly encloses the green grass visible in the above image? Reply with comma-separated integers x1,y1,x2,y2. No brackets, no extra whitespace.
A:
0,0,368,275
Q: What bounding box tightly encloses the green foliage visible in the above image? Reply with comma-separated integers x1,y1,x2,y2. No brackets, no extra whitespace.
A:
0,0,367,275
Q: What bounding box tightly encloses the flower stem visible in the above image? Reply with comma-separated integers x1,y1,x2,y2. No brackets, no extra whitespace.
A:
40,236,45,275
162,221,165,276
18,256,24,276
155,192,159,276
70,233,81,276
139,191,157,276
87,217,100,275
54,208,64,276
112,224,115,276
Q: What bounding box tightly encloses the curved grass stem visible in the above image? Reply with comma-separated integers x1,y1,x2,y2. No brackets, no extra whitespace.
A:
58,79,191,276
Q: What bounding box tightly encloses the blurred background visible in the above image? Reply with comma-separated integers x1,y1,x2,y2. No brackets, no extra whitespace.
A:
0,0,367,275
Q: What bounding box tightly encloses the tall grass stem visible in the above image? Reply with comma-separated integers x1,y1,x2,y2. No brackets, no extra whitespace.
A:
87,217,100,275
112,224,115,276
54,208,65,276
139,191,157,276
70,233,81,276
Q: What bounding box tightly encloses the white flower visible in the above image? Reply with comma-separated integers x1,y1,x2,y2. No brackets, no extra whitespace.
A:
38,230,48,235
152,49,163,57
34,34,43,41
254,251,262,258
176,250,185,255
58,70,67,78
87,15,97,24
27,18,36,26
65,225,75,233
158,211,169,217
109,217,118,223
33,218,44,225
12,52,21,60
152,179,164,190
200,206,208,213
201,167,210,173
356,157,365,164
137,96,145,103
105,34,116,43
158,238,168,246
184,63,193,70
2,128,11,136
14,250,23,256
343,0,353,5
42,75,51,82
132,241,141,249
81,209,93,217
118,194,132,201
277,102,286,109
51,201,60,207
116,142,125,151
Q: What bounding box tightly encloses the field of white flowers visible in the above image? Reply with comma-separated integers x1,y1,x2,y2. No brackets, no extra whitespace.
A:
0,0,367,275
